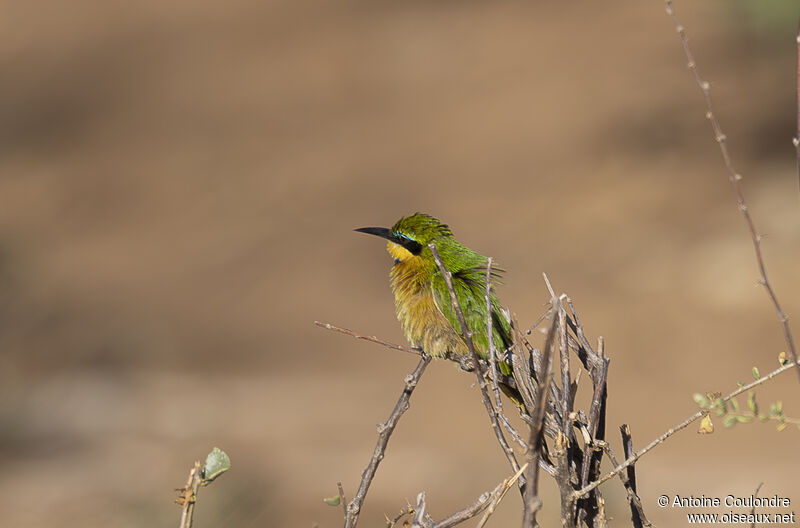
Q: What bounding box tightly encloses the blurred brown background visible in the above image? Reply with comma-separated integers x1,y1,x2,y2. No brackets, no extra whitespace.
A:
1,1,799,526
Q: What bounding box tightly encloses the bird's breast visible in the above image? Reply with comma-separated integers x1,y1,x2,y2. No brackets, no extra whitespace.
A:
389,257,466,357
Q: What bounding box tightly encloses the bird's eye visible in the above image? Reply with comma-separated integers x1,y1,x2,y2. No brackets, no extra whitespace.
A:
394,258,402,265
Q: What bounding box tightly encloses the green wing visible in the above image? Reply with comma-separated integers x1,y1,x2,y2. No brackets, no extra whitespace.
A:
431,269,512,361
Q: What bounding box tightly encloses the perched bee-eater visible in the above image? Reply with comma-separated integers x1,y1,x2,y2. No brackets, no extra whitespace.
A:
356,213,513,371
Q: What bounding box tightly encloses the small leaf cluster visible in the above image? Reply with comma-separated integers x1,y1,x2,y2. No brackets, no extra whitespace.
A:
693,366,800,433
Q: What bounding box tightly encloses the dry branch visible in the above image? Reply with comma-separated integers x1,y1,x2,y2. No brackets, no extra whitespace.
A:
344,355,432,528
315,321,421,356
522,304,557,528
796,23,800,186
620,425,650,528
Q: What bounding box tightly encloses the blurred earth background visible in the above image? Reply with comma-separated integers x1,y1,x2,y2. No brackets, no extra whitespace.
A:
1,1,799,526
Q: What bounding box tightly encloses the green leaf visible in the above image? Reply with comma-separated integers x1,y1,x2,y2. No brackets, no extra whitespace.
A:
752,367,760,380
202,447,231,485
736,415,753,423
723,415,738,428
693,393,708,408
324,495,342,506
768,400,784,417
747,392,758,415
777,422,788,432
730,398,740,413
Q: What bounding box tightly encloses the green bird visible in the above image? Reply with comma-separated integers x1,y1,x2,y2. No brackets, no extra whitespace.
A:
355,212,515,375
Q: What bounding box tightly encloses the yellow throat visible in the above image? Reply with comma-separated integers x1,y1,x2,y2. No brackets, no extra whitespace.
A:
386,241,467,358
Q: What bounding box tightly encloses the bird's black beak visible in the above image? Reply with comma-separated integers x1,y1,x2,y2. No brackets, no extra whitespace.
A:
355,226,423,255
354,227,394,240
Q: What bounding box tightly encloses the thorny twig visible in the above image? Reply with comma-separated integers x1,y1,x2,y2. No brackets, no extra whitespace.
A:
315,321,420,356
555,303,579,527
434,489,496,528
337,482,348,522
597,439,649,527
410,493,431,528
577,335,610,527
795,24,800,188
389,466,527,528
620,425,650,528
345,356,432,528
664,0,800,382
385,506,414,528
475,463,528,528
522,301,558,528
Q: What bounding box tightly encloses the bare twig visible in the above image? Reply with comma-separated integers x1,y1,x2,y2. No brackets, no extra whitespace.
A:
315,321,420,356
577,338,610,526
385,506,414,528
475,463,528,528
555,303,578,528
395,465,529,528
429,244,525,491
522,302,558,528
620,425,650,528
582,353,608,484
432,489,494,528
558,305,572,442
176,461,202,528
576,359,798,498
345,356,432,528
795,22,800,188
337,482,348,522
597,440,649,527
485,258,503,412
664,0,800,382
410,493,430,528
749,483,764,528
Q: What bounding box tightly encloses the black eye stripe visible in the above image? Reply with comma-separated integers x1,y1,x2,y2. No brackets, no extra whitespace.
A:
402,239,423,255
390,231,422,255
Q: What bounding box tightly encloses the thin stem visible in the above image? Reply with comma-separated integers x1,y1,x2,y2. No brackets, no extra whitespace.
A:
177,462,202,528
315,321,420,356
795,22,800,188
522,304,558,528
486,258,503,411
620,425,650,528
664,0,800,382
575,359,798,498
